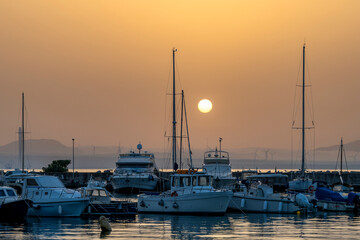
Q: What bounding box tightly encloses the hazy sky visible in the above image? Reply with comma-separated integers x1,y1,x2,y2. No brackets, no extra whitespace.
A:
1,1,360,151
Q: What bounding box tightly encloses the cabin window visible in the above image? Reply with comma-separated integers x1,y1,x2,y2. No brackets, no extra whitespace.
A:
27,179,39,187
184,177,191,186
99,190,107,197
92,190,100,197
6,190,16,196
198,176,209,186
172,177,180,187
116,163,153,168
86,190,93,196
35,192,39,195
192,177,197,186
44,192,48,195
0,190,5,197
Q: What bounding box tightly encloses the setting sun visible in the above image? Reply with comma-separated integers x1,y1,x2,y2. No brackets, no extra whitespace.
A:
198,99,213,113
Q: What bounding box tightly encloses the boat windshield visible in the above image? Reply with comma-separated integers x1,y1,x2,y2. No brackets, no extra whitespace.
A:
6,189,16,196
198,176,212,186
116,163,153,169
35,177,65,188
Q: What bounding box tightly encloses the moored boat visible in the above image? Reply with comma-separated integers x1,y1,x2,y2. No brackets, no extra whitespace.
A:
18,175,89,217
78,179,136,216
0,186,32,219
110,144,159,192
137,170,233,214
203,138,236,189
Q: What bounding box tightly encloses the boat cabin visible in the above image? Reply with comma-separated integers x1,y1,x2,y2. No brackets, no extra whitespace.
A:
171,173,214,192
0,186,18,204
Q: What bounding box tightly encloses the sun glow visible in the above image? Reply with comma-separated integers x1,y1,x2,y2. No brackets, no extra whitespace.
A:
198,99,213,113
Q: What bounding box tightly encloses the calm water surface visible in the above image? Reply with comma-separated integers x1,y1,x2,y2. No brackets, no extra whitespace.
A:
1,212,360,239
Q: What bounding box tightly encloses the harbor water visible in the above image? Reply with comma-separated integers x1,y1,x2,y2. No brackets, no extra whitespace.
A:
1,212,360,239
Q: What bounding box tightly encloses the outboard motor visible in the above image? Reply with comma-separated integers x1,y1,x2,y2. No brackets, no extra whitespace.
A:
295,193,311,208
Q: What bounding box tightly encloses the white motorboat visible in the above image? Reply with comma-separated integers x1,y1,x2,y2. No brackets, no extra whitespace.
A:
137,170,233,214
111,144,159,192
229,174,311,213
203,139,236,189
78,178,137,216
18,175,89,217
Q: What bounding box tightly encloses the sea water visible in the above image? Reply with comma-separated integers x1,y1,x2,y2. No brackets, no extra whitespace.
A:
1,212,360,239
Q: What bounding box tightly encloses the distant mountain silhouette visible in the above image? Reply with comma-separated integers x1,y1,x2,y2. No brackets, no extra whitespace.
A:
0,139,70,155
317,139,360,152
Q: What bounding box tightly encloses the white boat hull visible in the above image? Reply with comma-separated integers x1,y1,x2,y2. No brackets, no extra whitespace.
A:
229,194,301,213
317,200,354,212
138,191,232,214
111,175,158,191
27,199,89,217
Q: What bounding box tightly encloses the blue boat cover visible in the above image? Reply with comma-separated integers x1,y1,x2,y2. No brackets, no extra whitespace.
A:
315,187,346,202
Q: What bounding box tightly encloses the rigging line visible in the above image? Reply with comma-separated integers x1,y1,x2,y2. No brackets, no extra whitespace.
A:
292,51,303,122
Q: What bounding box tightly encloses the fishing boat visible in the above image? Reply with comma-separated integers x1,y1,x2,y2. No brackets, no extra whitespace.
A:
18,175,89,217
229,174,311,213
78,178,136,216
0,186,32,219
110,144,159,192
203,138,236,189
289,44,314,192
137,49,233,214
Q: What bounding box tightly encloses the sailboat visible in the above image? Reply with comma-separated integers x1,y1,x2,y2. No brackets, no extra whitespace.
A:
289,44,314,192
137,49,232,214
314,138,360,212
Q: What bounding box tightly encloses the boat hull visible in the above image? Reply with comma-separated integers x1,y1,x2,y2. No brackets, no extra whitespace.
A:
229,194,301,213
0,199,32,219
27,199,89,217
111,175,158,191
137,191,232,214
82,202,137,216
317,200,354,212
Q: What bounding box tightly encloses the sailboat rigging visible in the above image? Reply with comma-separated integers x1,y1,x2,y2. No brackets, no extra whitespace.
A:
168,48,192,171
289,44,315,192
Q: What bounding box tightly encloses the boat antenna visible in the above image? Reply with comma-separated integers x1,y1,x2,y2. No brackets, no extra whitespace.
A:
172,48,178,171
219,137,223,158
137,143,142,154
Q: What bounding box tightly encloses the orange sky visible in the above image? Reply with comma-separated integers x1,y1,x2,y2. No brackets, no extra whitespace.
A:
0,0,360,151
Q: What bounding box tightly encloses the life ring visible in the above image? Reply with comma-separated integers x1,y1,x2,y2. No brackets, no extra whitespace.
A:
308,185,315,193
171,191,178,197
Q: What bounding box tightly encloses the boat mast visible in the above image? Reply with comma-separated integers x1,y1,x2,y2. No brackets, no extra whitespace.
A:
183,92,193,168
301,44,306,177
22,92,25,172
172,48,178,171
340,137,343,175
179,90,184,169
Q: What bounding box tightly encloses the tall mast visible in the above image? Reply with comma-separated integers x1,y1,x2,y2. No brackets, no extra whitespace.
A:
340,137,343,174
172,48,177,171
301,44,306,177
183,92,193,168
22,92,25,172
179,90,184,169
